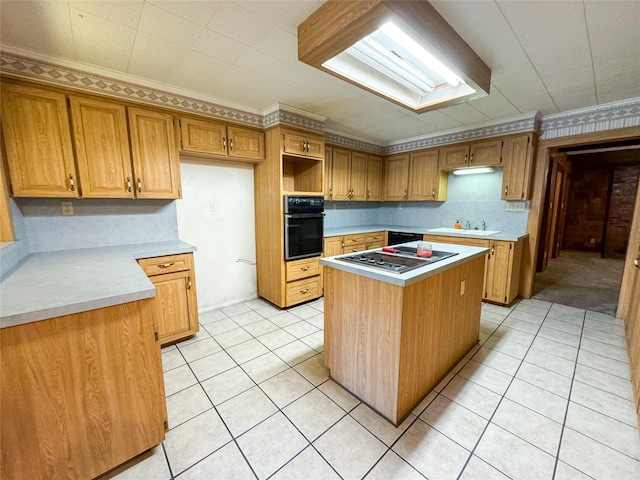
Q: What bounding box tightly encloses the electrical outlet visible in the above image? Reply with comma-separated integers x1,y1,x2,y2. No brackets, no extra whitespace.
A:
209,201,216,212
61,201,74,216
398,203,402,210
460,279,465,296
505,201,525,211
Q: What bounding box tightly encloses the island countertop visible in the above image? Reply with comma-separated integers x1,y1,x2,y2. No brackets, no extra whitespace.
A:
0,240,196,329
320,241,488,287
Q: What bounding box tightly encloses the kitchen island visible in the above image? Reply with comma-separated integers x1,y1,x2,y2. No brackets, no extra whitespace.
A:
320,242,487,425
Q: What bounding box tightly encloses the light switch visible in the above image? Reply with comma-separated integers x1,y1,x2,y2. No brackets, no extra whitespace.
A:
61,202,74,216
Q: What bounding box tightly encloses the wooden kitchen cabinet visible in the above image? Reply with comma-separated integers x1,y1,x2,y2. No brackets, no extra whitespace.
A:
440,139,503,171
408,149,447,201
282,129,324,159
384,153,410,201
329,148,367,201
366,155,383,201
179,116,265,162
324,236,345,257
0,299,166,479
285,256,322,305
69,96,134,198
324,147,333,200
1,83,78,197
423,234,522,305
324,231,386,255
502,133,534,200
138,253,199,345
128,107,182,199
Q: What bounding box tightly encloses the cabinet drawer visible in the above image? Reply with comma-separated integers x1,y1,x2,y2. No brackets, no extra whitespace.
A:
343,233,366,246
286,276,321,306
286,257,321,282
365,232,384,243
343,245,366,254
366,241,385,250
423,235,490,248
138,253,193,276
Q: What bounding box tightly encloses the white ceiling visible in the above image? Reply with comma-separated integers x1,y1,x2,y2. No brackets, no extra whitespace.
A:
1,1,639,145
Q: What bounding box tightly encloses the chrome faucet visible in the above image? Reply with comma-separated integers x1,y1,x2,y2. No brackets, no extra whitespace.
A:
482,220,486,231
466,220,471,230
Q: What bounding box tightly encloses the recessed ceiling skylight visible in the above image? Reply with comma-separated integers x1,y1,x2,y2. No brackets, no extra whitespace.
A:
298,1,491,114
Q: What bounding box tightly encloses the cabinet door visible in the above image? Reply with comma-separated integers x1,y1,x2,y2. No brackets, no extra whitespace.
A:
502,134,532,200
150,270,199,345
366,155,383,201
69,96,133,198
282,131,324,158
324,236,344,257
384,154,409,201
440,145,469,171
129,108,182,199
408,149,441,200
470,139,502,167
350,152,368,201
305,135,325,159
331,148,352,201
1,83,78,197
484,241,512,304
179,116,227,156
228,125,265,160
324,147,333,200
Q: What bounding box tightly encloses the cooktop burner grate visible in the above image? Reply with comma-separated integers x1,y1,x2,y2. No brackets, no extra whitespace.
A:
337,249,458,273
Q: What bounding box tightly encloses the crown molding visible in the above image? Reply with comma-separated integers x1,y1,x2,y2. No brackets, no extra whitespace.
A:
540,97,640,140
262,103,325,133
324,132,385,154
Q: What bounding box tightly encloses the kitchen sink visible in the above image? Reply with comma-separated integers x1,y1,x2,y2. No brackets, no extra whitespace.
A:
427,227,501,236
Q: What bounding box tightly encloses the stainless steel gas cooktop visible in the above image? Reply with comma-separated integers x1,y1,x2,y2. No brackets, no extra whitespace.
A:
337,247,458,273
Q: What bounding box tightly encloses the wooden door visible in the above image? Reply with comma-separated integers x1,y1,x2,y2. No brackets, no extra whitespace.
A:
502,134,532,200
331,148,351,200
228,126,265,160
324,236,344,257
304,134,325,159
470,139,502,167
350,152,367,201
324,147,333,200
180,116,227,156
1,83,78,197
367,155,383,201
439,145,469,170
408,149,439,200
484,241,512,303
69,96,133,198
151,270,198,345
384,154,409,201
129,108,181,199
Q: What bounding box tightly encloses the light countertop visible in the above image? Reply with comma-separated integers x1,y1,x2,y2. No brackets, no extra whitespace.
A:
324,224,528,242
0,240,196,329
320,241,488,287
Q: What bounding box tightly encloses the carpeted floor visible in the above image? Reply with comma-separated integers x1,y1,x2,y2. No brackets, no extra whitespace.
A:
532,250,625,316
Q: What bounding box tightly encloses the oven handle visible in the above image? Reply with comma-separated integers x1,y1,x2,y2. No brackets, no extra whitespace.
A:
284,213,325,219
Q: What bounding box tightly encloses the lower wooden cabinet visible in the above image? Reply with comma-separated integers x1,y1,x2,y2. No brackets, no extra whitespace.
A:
138,253,199,345
285,256,322,306
424,234,522,305
324,231,387,256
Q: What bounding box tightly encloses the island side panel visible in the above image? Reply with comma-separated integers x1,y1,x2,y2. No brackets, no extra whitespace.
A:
0,299,167,479
324,267,404,422
397,256,485,422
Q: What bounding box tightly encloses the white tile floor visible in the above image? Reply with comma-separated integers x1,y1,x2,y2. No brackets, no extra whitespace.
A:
112,298,640,480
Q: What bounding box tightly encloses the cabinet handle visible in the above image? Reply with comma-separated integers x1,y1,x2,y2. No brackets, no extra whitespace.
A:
303,140,308,153
223,137,227,150
470,152,474,164
157,262,175,268
403,189,407,199
504,185,509,196
137,178,143,193
432,188,436,198
300,288,309,294
634,258,639,268
187,276,192,290
464,153,468,163
229,138,233,152
300,266,310,271
126,177,132,192
68,174,75,192
367,189,371,199
329,188,333,200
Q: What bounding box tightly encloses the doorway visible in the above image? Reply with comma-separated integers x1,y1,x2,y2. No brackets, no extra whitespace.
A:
533,140,640,315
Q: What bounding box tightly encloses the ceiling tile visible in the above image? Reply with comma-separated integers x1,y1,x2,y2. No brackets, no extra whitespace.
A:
278,0,324,34
468,87,521,119
148,0,220,27
206,2,273,47
440,103,491,126
193,29,250,64
232,1,298,25
128,31,189,82
70,1,144,28
138,2,204,48
253,26,298,64
169,51,233,97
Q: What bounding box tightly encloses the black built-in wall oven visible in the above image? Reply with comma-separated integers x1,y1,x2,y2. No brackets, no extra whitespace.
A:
284,195,324,260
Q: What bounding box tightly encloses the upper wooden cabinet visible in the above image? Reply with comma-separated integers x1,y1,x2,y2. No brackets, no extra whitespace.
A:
329,148,366,201
366,155,383,201
440,139,503,171
69,96,133,198
502,134,534,200
384,154,410,201
128,107,182,199
1,83,78,197
179,116,265,162
282,130,324,159
408,149,447,201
